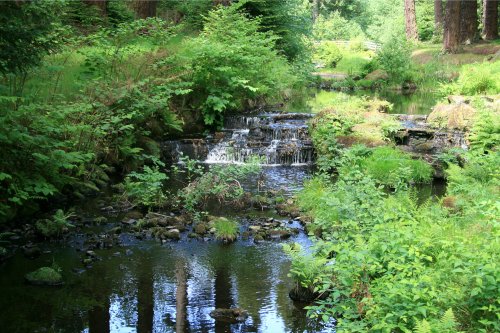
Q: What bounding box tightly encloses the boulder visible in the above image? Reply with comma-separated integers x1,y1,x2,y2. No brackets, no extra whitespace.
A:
447,95,470,105
365,69,389,81
166,229,180,240
194,223,208,235
25,267,63,286
427,103,476,130
209,308,248,323
23,245,41,259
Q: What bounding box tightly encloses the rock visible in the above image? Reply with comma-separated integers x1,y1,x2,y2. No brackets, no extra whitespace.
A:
82,258,93,266
25,267,63,286
86,250,97,258
23,245,41,259
121,219,136,226
248,226,261,233
188,233,198,239
124,210,143,220
254,234,264,243
289,285,324,303
447,95,470,105
365,69,389,81
427,103,476,130
93,216,108,225
209,227,216,234
268,229,293,240
166,229,180,240
194,223,208,235
209,308,248,323
125,249,133,256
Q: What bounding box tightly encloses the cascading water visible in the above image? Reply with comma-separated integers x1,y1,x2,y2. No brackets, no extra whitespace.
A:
163,113,315,166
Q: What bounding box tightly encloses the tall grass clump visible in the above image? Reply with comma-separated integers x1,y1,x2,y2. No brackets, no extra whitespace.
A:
213,217,238,242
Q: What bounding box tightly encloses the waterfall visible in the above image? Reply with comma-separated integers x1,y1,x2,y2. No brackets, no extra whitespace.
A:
162,113,315,166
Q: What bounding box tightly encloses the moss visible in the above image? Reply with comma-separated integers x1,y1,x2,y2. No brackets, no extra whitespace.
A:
25,267,63,286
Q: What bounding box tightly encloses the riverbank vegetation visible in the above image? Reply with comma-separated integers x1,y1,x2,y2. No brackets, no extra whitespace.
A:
0,1,499,332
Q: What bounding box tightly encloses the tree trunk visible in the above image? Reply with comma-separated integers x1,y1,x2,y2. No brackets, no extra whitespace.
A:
83,0,107,15
405,0,419,41
312,0,320,22
483,0,499,39
460,0,479,43
444,0,462,53
435,0,444,30
213,0,232,5
134,0,157,19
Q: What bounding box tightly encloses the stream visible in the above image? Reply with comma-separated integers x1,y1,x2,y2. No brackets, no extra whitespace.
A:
0,89,446,333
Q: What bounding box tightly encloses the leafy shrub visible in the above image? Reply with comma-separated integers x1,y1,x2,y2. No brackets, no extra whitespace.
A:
312,11,364,41
0,104,93,221
442,61,500,96
213,217,238,242
355,146,433,188
289,114,500,332
123,165,169,209
36,209,75,238
314,41,344,68
375,36,414,84
179,5,296,126
180,158,261,212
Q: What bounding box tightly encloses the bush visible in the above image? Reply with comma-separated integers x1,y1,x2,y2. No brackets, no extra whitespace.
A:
123,165,169,209
314,41,344,68
179,5,296,127
355,146,433,188
375,36,414,84
180,158,261,212
213,217,238,242
288,105,500,332
313,11,364,41
442,61,500,96
35,209,75,238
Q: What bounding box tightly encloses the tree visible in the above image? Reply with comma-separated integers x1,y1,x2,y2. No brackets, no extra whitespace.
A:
133,0,157,19
444,0,461,53
404,0,419,41
83,0,107,15
483,0,499,40
312,0,320,22
435,0,444,33
460,0,478,43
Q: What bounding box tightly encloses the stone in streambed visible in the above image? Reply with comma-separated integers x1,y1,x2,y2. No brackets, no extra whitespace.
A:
209,308,248,323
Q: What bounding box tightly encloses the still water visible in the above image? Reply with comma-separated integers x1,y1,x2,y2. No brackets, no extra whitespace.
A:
0,227,330,333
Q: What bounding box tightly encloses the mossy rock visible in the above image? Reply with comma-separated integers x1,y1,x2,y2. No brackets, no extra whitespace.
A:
25,267,63,286
427,103,476,130
365,69,389,81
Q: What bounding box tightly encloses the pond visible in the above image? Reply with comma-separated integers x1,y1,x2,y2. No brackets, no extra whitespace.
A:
284,88,442,115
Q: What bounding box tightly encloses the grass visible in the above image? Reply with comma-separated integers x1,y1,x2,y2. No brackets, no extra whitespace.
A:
213,217,238,242
25,267,63,285
357,146,433,186
317,49,374,76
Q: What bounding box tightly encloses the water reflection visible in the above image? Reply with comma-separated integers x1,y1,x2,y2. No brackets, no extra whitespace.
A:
0,238,330,333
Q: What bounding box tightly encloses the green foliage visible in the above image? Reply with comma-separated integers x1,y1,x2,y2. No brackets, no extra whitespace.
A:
123,166,169,209
0,1,64,76
375,36,414,84
180,158,261,212
442,61,500,96
314,41,344,68
35,209,75,238
313,11,364,41
180,5,296,126
289,104,500,332
469,106,500,152
414,309,462,333
0,104,93,221
236,0,311,61
24,266,63,285
355,146,433,189
213,217,238,242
